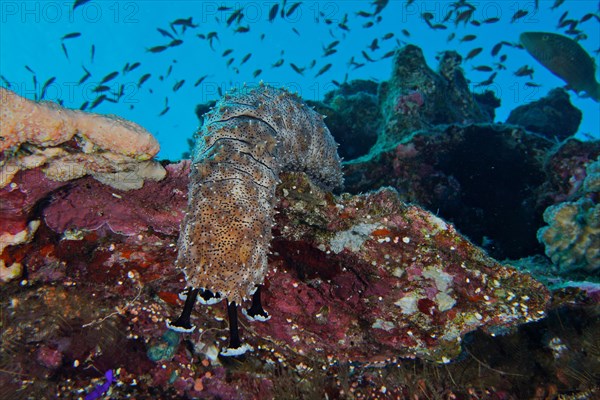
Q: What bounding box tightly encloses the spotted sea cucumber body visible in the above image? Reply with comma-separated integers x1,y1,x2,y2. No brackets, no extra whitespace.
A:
176,85,343,304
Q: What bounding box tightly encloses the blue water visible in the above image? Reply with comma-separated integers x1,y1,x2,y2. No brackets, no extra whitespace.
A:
1,0,598,160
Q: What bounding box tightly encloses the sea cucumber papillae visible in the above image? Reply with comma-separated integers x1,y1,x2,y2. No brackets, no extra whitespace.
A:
169,84,343,354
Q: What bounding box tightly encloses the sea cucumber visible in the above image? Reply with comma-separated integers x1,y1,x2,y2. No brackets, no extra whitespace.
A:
169,84,343,354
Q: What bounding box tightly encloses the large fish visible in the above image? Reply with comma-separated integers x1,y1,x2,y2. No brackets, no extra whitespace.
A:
520,32,599,101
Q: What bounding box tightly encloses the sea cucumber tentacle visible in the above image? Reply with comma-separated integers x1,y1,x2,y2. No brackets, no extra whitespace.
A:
176,84,343,305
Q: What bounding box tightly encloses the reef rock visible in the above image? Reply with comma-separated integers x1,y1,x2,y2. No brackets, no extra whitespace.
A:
3,160,549,360
506,88,583,141
0,88,166,190
344,123,559,260
308,80,381,160
376,47,492,149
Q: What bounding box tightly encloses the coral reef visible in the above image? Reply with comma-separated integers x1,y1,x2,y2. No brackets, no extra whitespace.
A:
1,159,562,398
506,88,582,141
0,87,165,190
376,47,492,150
537,157,600,273
344,123,559,259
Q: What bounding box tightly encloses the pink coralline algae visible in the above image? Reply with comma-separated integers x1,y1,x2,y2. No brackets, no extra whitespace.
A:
395,90,424,114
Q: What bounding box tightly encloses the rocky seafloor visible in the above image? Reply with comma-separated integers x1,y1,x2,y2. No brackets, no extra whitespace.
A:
1,45,599,399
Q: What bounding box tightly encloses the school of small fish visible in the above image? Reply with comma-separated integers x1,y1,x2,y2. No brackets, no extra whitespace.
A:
1,0,597,118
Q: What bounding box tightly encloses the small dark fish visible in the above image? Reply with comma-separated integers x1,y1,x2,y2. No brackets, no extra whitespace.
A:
165,64,173,78
356,10,372,17
331,80,341,87
61,43,69,60
218,87,223,97
25,65,35,74
558,10,569,23
325,40,340,50
309,59,316,69
465,47,483,61
272,59,284,68
194,74,209,87
338,23,349,31
32,75,38,100
218,6,231,11
222,49,233,57
78,69,91,85
89,94,106,110
157,28,175,39
514,65,535,78
100,71,119,84
93,85,111,93
62,32,81,40
138,73,151,88
431,23,447,30
460,34,476,42
292,27,300,35
362,50,375,62
73,0,91,10
235,25,250,33
40,77,56,99
482,17,500,24
421,12,434,21
169,39,183,47
241,53,251,65
128,62,141,72
470,20,481,27
511,9,528,23
79,101,89,110
491,42,503,56
382,32,394,40
447,32,456,42
472,65,493,72
455,9,474,25
173,80,185,92
0,74,11,88
90,44,95,63
226,58,235,67
323,48,337,57
499,54,507,62
475,72,497,87
253,69,262,78
269,4,278,22
290,63,305,75
368,39,379,51
159,106,170,116
363,21,374,28
147,45,168,53
286,2,301,17
372,0,389,15
380,50,395,59
401,29,410,37
115,84,124,101
525,82,542,87
550,0,566,10
580,13,598,23
171,17,197,28
442,8,453,22
227,9,243,26
314,63,332,78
